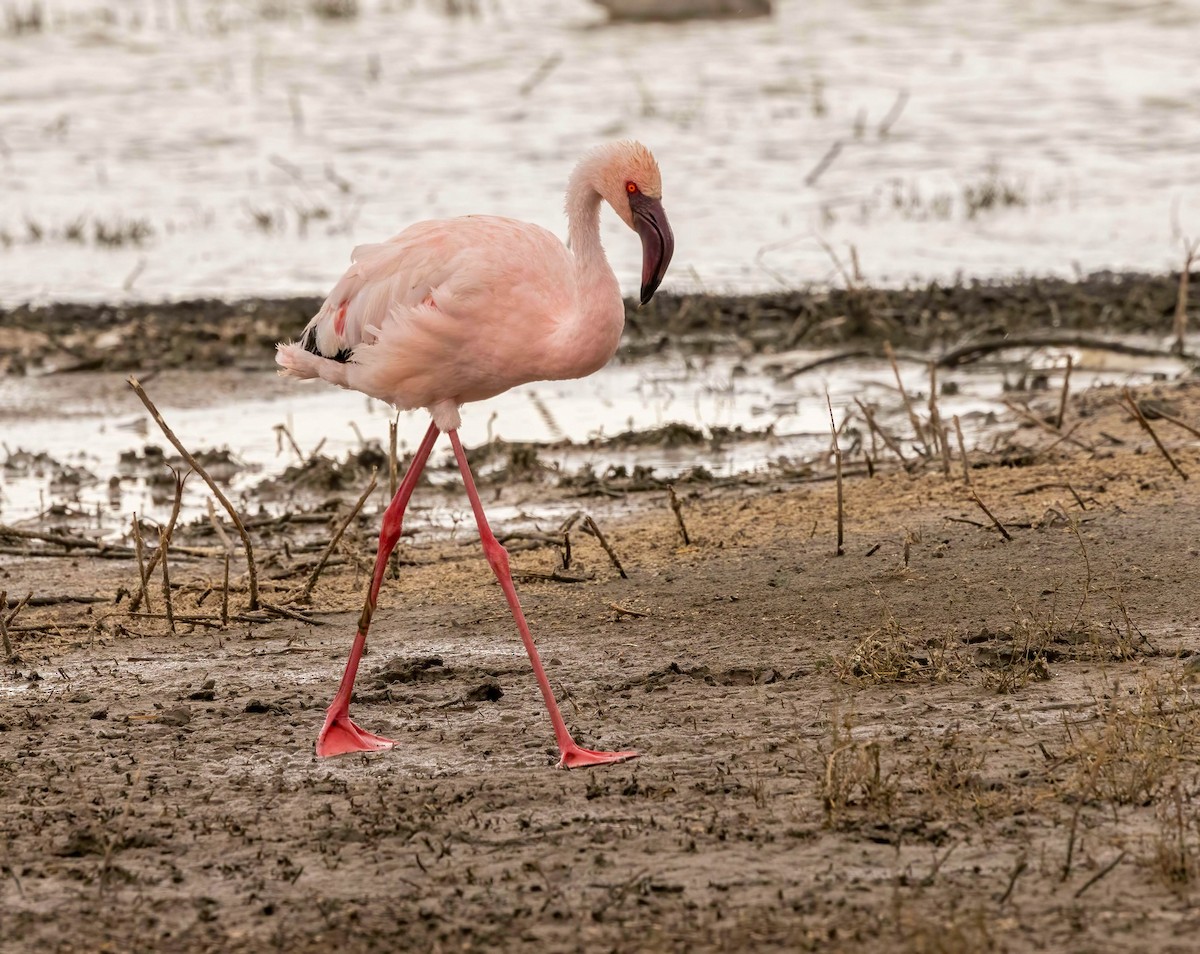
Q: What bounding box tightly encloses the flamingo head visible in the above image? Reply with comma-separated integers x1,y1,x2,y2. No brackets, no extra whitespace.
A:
577,141,675,304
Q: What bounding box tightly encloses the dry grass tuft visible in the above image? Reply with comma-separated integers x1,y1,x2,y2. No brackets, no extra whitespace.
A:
835,594,965,684
820,716,897,827
1065,674,1199,807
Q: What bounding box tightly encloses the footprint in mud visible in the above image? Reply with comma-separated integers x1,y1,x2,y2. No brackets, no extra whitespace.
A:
367,655,451,688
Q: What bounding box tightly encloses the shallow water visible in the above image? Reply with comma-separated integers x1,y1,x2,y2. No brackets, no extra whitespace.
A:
1,0,1198,305
0,341,1187,530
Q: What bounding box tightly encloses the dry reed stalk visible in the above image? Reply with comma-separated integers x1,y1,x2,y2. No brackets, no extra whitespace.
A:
1055,354,1074,430
1061,803,1082,882
273,423,304,461
0,590,11,659
131,514,152,613
205,498,234,553
1001,399,1094,452
1150,407,1200,441
583,515,629,578
298,470,378,603
953,415,973,487
159,528,175,633
4,591,32,626
157,468,187,634
827,395,844,556
221,552,230,627
854,398,909,465
1123,387,1188,481
885,341,929,458
927,362,952,476
128,376,260,609
1174,240,1198,354
1074,851,1126,898
666,486,690,547
969,488,1012,541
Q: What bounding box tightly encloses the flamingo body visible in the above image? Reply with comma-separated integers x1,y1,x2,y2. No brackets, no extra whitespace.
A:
278,140,670,432
275,141,673,768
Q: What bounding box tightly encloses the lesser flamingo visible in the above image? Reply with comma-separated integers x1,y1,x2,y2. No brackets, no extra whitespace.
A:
276,141,674,768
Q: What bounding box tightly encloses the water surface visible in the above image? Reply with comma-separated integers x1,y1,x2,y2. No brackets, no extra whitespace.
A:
1,0,1197,304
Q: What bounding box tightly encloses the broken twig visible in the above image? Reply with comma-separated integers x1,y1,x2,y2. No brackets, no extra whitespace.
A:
666,486,690,547
583,515,629,579
969,489,1012,541
1123,387,1188,481
827,394,844,556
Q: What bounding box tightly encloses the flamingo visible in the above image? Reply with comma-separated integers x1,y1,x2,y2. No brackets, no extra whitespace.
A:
276,141,674,768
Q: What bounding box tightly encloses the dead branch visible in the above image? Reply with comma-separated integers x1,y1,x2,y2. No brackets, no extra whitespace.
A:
953,415,973,487
885,342,930,457
0,524,131,555
666,486,690,548
969,489,1012,541
297,470,378,603
939,334,1182,368
1002,399,1095,452
0,590,11,659
583,515,629,578
128,375,260,609
1122,388,1188,480
1055,354,1074,430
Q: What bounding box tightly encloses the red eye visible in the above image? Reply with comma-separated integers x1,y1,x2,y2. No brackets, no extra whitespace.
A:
626,181,638,194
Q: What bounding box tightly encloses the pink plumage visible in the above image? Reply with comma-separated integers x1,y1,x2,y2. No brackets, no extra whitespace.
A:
277,141,674,768
277,140,672,432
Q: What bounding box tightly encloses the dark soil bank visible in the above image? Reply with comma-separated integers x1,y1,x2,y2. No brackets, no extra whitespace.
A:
1,271,1194,374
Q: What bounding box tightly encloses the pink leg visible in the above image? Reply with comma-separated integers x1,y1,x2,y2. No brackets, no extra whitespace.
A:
448,430,637,769
316,420,440,757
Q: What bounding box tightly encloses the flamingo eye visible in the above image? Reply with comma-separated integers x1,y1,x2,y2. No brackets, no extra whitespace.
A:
626,181,638,194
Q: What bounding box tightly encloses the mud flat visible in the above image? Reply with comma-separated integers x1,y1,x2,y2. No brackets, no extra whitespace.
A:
3,277,1200,952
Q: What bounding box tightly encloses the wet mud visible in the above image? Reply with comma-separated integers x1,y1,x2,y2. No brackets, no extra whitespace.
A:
4,360,1200,951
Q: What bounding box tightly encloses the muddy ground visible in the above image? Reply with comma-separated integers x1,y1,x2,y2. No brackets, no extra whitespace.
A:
4,279,1200,953
1,271,1194,374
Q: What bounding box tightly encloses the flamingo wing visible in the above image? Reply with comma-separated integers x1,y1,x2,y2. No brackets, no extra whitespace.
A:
304,217,574,354
280,216,577,412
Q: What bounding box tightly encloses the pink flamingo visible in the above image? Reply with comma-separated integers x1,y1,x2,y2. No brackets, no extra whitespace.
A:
277,141,673,768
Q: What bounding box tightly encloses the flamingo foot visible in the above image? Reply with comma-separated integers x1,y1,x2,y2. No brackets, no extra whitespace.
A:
556,743,639,770
316,709,395,758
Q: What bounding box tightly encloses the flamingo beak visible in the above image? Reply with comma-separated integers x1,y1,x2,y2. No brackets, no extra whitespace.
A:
630,193,674,305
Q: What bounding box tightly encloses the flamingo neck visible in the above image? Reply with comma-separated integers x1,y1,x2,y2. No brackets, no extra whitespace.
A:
558,172,624,377
566,182,608,277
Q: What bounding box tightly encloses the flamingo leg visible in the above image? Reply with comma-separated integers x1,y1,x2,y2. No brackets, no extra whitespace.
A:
447,430,637,770
316,420,440,757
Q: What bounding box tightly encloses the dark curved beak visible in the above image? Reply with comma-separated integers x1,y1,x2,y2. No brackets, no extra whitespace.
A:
630,192,674,305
